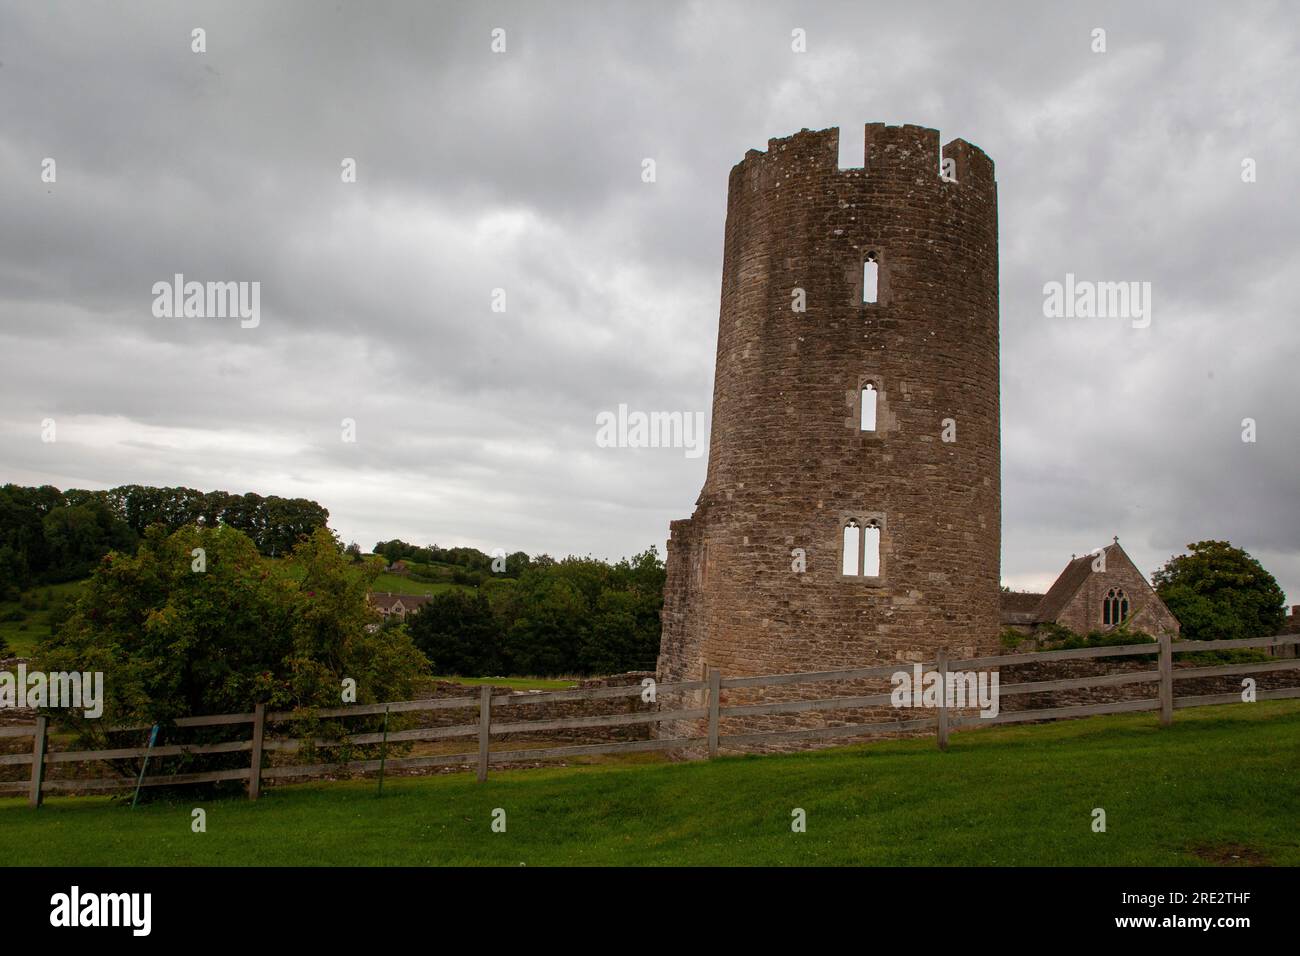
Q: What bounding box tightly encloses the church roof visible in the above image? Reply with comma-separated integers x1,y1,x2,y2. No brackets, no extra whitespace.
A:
999,590,1045,624
1034,551,1101,623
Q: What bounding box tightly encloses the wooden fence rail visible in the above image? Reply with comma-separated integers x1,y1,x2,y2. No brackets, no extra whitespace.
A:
4,634,1299,807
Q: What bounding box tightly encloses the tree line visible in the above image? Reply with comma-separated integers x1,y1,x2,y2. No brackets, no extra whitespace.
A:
372,538,532,578
405,549,665,677
0,483,329,597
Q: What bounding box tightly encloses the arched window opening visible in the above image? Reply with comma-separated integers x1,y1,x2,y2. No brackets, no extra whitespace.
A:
860,383,877,431
862,519,881,576
863,253,879,304
1103,587,1128,626
842,520,861,576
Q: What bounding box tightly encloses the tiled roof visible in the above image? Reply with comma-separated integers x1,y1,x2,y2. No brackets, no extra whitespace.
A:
1035,548,1110,623
999,591,1045,614
368,591,433,611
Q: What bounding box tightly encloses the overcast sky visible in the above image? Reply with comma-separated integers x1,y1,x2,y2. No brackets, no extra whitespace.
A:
1,1,1296,602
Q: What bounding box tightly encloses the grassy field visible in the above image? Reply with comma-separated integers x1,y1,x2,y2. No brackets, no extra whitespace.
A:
3,700,1298,866
369,573,466,596
0,579,87,658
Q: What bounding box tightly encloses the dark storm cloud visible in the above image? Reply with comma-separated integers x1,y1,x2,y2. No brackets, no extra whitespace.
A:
0,0,1297,599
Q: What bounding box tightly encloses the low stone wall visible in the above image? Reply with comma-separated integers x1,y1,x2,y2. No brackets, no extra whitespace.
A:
661,672,975,758
419,671,656,745
660,650,1300,758
998,655,1299,713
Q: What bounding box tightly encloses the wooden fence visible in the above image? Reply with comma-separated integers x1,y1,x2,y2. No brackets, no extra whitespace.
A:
4,632,1299,808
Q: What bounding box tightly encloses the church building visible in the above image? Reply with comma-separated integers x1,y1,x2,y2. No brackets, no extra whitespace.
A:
1000,538,1181,638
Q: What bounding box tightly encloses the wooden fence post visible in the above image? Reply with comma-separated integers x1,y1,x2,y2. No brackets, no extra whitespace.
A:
28,715,48,809
707,668,721,758
1159,632,1173,727
377,705,390,797
477,686,491,782
936,649,949,751
248,703,266,801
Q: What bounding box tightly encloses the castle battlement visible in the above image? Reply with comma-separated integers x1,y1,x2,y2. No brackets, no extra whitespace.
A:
732,124,995,200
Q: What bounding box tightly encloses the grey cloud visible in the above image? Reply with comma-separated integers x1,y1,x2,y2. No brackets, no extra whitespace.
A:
0,0,1297,601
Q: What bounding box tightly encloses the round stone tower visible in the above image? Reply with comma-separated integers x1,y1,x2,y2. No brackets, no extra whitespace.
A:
658,123,1001,690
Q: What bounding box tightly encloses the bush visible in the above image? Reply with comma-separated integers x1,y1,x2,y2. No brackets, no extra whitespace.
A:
1029,623,1158,655
47,599,74,635
999,627,1029,650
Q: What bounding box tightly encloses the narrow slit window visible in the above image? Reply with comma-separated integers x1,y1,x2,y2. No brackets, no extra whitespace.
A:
862,254,879,304
860,383,877,431
863,520,881,576
842,520,861,576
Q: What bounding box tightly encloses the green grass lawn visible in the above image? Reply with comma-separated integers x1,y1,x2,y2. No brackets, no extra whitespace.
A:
3,700,1298,866
369,572,468,596
0,579,87,659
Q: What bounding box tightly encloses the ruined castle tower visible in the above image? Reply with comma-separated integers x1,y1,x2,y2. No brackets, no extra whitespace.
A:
658,124,1001,688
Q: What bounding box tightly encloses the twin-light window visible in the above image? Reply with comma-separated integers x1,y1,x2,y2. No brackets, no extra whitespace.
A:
841,518,881,577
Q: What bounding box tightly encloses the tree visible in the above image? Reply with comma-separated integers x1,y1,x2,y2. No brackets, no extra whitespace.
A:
1153,541,1286,643
503,575,589,675
0,484,60,588
578,590,642,674
408,591,503,676
40,497,136,582
38,524,426,727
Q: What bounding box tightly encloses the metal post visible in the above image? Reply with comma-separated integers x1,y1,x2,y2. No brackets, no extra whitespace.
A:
131,724,160,809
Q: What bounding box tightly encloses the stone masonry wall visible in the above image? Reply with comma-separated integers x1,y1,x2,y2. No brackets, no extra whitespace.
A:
659,123,1001,746
1055,546,1181,637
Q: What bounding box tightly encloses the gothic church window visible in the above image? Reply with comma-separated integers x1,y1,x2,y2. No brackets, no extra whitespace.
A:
1103,587,1129,626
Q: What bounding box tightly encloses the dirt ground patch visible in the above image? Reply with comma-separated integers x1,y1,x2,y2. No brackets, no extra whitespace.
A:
1187,842,1272,866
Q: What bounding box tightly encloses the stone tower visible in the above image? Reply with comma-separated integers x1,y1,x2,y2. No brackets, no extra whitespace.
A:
658,123,1001,689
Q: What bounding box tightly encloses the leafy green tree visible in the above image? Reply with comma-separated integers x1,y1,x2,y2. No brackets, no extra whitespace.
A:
579,590,643,674
408,591,503,675
1153,541,1286,642
0,544,25,601
503,574,589,675
0,483,59,587
38,525,426,727
41,498,136,582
